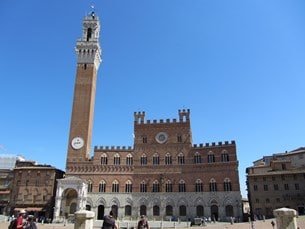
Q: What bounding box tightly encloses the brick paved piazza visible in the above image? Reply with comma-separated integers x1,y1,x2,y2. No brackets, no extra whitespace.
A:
1,216,305,229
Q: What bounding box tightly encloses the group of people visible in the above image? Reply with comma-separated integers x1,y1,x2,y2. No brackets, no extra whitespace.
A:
102,211,150,229
12,209,148,229
9,209,37,229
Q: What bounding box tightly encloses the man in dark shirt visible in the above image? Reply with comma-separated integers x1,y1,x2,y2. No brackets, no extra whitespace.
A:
102,211,118,229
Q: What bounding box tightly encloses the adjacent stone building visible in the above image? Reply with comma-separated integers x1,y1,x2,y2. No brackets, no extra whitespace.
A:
9,160,64,220
53,10,242,222
246,147,305,219
0,154,22,215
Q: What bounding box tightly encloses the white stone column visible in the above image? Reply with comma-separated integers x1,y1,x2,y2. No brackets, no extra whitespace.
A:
74,210,95,229
53,184,64,221
273,207,298,229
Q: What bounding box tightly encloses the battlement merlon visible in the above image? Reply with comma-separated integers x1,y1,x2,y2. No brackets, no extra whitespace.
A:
178,109,190,122
134,111,146,124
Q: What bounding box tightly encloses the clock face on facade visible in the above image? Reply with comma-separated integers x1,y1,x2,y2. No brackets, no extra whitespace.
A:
71,137,84,150
155,132,168,144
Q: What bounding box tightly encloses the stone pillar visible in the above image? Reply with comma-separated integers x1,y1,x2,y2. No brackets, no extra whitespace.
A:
273,207,298,229
74,210,95,229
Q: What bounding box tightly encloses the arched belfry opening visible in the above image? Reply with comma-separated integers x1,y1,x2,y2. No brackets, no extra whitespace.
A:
86,28,92,41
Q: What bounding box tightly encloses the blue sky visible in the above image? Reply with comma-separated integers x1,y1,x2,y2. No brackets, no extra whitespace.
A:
1,1,305,198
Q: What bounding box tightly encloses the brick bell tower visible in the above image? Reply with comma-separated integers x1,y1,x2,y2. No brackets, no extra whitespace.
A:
66,10,102,169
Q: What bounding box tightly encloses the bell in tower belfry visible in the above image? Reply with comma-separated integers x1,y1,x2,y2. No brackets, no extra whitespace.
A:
65,9,102,171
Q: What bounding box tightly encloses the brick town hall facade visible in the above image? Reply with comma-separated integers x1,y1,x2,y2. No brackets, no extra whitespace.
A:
53,11,242,222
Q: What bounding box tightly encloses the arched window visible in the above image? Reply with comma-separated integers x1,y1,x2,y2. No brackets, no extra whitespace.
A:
114,153,120,165
101,153,108,165
179,205,187,216
152,180,160,192
153,205,160,216
87,180,93,192
141,154,147,165
125,205,132,216
178,152,185,164
209,178,217,192
153,153,160,165
221,150,229,162
165,180,173,192
177,134,182,143
195,179,203,192
125,180,133,193
194,152,202,164
126,154,133,165
165,153,172,165
140,180,147,192
86,28,92,41
99,180,106,192
178,180,186,192
224,178,232,191
112,180,119,192
142,135,147,143
208,151,215,163
166,205,173,216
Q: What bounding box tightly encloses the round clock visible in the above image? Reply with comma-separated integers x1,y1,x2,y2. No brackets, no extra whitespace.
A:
71,137,84,150
155,132,168,144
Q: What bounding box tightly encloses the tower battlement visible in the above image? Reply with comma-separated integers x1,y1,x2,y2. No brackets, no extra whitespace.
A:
94,146,133,151
134,109,190,125
193,140,236,148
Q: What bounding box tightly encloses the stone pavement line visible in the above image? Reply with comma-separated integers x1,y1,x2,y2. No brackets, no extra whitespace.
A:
1,216,305,229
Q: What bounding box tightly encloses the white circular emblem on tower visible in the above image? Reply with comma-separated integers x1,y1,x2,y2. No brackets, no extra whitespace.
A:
155,132,168,144
71,137,85,150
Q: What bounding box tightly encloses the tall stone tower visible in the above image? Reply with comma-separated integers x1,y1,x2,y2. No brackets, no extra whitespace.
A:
66,11,102,169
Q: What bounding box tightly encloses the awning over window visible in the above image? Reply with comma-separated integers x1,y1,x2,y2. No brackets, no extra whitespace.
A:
14,207,43,211
26,207,43,211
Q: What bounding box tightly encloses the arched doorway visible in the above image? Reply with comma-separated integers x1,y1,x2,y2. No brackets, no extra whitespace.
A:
140,205,147,216
211,205,218,221
98,205,105,220
111,205,118,218
225,205,233,217
196,205,204,217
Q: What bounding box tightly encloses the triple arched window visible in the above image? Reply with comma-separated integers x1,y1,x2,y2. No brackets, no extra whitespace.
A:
195,179,203,192
140,154,147,165
112,180,119,192
99,180,106,192
209,178,217,192
152,180,160,192
165,180,173,192
178,152,185,164
207,151,215,163
178,180,186,192
165,153,172,165
125,180,132,192
224,178,232,191
194,152,202,164
153,153,160,165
